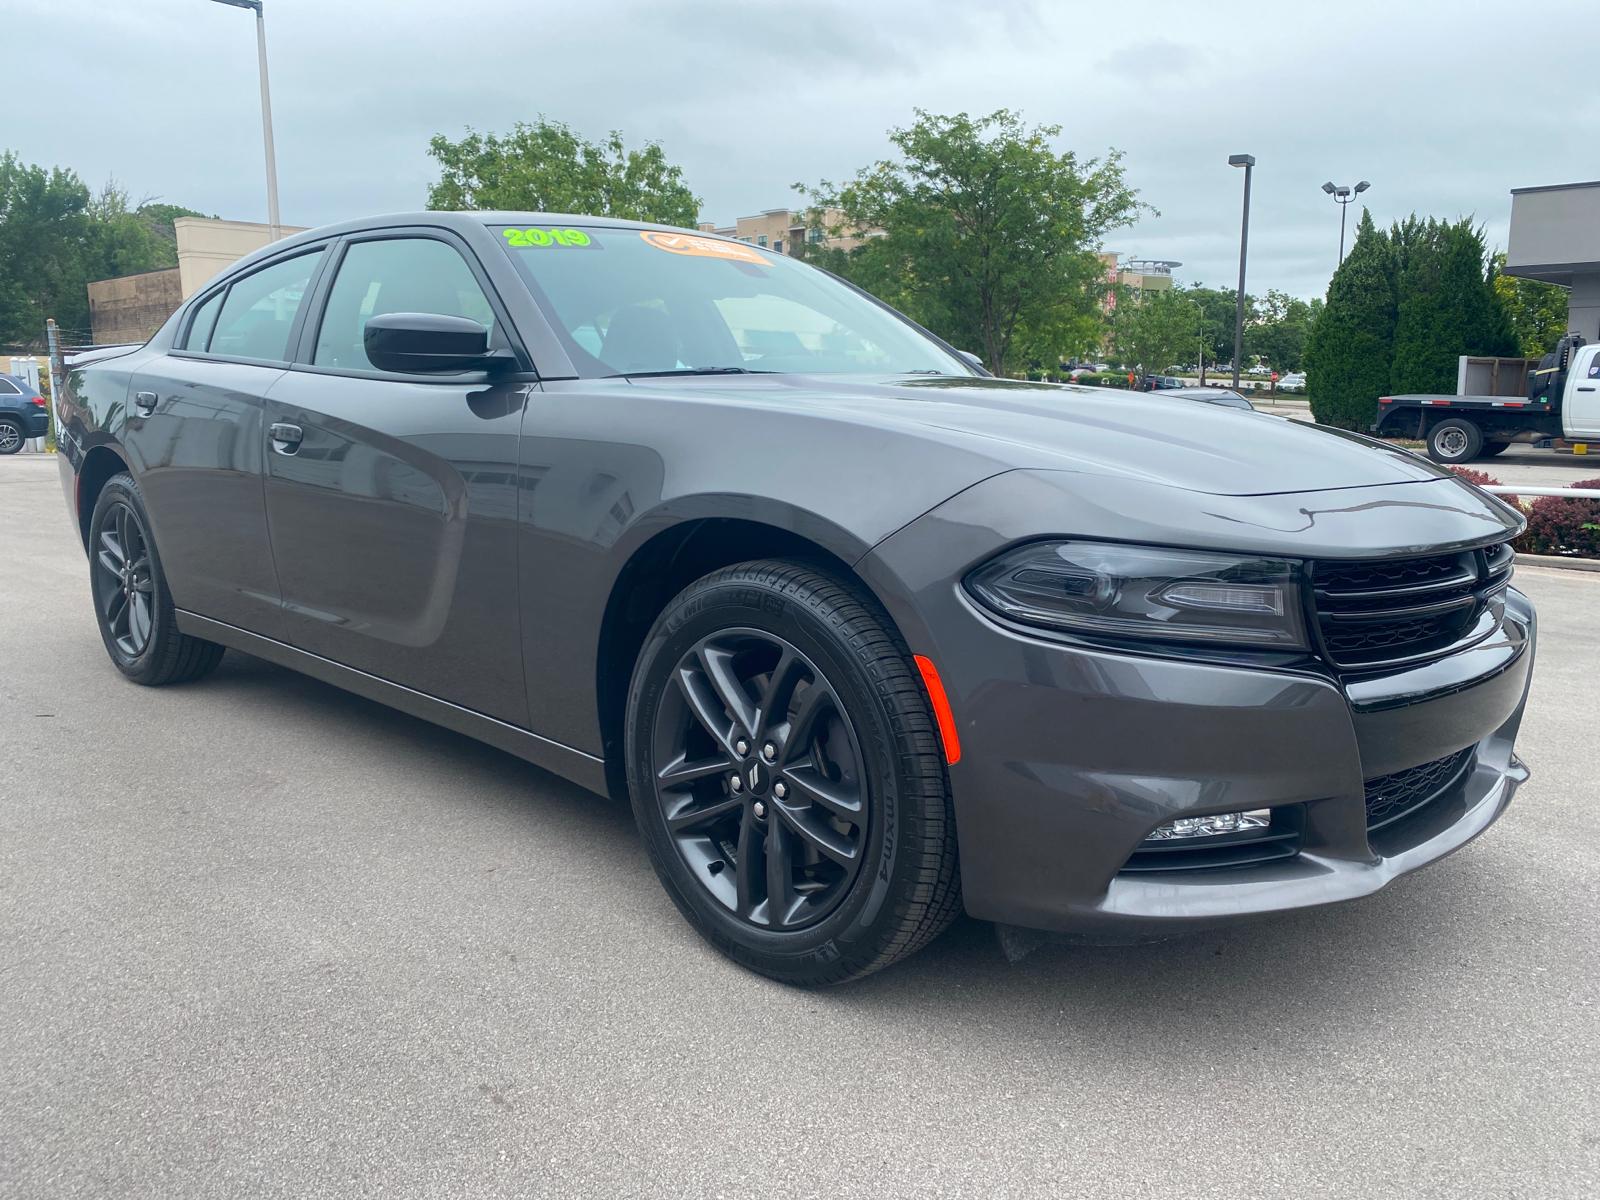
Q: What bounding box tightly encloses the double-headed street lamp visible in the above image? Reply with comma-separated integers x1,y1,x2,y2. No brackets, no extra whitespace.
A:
1228,154,1254,389
1321,179,1370,265
208,0,281,241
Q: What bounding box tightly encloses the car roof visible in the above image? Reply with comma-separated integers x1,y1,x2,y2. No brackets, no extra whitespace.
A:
1168,386,1245,398
201,210,747,292
265,210,705,254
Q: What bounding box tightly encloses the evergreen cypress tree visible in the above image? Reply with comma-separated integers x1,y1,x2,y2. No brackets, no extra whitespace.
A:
1391,218,1449,394
1391,219,1520,394
1307,210,1395,430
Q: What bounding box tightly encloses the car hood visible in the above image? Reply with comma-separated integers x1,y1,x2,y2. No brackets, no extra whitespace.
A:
630,373,1445,497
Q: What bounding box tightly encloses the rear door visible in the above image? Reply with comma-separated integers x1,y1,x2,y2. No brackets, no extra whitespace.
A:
1564,345,1600,438
125,246,326,635
260,229,530,724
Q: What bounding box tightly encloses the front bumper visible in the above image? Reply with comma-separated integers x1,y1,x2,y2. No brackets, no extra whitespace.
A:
859,472,1535,936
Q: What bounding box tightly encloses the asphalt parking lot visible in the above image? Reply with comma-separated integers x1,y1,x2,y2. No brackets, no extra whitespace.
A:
2,452,1597,1199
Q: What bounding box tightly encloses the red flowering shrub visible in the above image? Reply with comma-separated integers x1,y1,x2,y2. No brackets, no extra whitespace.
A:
1444,466,1519,510
1516,477,1600,558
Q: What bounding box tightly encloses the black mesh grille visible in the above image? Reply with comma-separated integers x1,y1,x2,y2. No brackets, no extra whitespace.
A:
1311,541,1513,670
1364,749,1475,830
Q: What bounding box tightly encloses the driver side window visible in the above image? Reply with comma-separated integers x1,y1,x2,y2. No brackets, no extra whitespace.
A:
313,237,496,371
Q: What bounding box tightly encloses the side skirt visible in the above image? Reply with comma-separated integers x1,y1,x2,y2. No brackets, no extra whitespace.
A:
175,610,610,797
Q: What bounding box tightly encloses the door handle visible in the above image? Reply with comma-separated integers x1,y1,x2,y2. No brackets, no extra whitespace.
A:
1579,386,1596,393
134,390,157,415
268,422,303,454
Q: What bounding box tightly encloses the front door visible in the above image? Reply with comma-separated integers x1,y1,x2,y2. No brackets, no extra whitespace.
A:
260,232,529,725
1564,345,1600,439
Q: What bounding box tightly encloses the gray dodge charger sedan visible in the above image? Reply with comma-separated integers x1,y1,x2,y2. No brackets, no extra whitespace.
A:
55,212,1535,983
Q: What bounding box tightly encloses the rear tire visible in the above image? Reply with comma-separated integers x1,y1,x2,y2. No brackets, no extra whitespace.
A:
624,559,961,985
1426,418,1483,464
1479,440,1511,457
0,419,23,455
87,473,224,686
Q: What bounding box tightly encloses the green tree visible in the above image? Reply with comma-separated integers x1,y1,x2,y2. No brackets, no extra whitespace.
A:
1305,210,1396,430
1391,218,1517,394
1491,252,1569,358
798,109,1143,376
136,200,213,251
1246,289,1318,373
1113,288,1202,374
425,119,700,227
1183,284,1241,371
0,154,206,347
0,151,93,345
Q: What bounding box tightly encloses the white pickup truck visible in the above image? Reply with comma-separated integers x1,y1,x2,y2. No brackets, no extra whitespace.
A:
1374,337,1600,463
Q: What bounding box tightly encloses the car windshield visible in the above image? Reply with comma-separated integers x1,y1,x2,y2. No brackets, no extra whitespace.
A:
494,225,972,379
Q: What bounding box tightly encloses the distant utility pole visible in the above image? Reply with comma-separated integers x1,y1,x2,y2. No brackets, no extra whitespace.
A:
1321,179,1370,266
208,0,281,240
1228,154,1255,389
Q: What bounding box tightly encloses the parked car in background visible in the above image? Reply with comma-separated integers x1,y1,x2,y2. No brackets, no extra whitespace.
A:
54,211,1536,984
1247,364,1271,377
1165,386,1256,412
1141,374,1185,391
0,372,49,454
1278,372,1307,392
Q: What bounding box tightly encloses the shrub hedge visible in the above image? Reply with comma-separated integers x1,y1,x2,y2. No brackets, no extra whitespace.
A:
1445,467,1600,557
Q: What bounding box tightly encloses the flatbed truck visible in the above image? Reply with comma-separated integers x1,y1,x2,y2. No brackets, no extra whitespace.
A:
1374,336,1600,463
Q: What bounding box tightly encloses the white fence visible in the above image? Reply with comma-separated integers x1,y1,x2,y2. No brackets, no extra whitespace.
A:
1483,486,1600,499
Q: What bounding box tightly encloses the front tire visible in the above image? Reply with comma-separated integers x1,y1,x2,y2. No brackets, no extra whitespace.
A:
1426,418,1483,463
88,473,224,685
624,560,960,984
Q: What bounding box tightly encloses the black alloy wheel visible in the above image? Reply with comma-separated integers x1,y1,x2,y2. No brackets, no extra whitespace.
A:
625,560,961,985
87,472,225,686
93,499,156,657
651,628,868,931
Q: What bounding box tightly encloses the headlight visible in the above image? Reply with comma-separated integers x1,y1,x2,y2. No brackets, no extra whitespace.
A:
965,541,1308,650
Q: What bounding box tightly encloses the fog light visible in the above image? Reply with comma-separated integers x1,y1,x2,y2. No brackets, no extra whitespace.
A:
1144,808,1271,841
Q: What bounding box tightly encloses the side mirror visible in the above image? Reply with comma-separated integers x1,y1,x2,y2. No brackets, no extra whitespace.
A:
363,312,508,374
957,349,989,375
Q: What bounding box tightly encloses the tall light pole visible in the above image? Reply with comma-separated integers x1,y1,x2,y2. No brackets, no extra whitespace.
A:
209,0,280,241
1321,179,1369,266
1228,154,1254,389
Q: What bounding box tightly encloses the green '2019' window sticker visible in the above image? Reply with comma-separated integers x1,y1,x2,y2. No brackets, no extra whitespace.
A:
503,227,592,248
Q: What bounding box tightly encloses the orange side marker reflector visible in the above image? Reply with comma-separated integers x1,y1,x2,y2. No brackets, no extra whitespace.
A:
913,654,962,765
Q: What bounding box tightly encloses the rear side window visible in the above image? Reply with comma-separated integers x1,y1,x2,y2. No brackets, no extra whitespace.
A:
0,378,20,395
209,251,320,362
183,289,225,351
313,237,496,371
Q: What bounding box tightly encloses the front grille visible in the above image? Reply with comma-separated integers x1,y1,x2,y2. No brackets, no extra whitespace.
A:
1364,748,1475,831
1311,540,1514,670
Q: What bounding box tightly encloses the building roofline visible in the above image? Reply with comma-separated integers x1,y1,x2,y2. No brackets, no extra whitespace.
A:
1510,180,1600,196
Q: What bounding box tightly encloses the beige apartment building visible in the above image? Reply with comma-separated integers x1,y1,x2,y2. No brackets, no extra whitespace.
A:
698,207,875,256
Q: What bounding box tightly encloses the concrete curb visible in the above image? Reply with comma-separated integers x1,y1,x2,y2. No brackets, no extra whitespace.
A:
1515,552,1600,574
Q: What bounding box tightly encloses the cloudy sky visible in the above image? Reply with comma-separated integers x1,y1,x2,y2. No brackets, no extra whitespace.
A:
9,0,1595,298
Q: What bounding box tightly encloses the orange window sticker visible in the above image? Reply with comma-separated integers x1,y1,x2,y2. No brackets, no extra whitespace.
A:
639,230,765,264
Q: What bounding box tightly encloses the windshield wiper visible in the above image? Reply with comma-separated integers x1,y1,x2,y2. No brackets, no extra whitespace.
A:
609,367,772,378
